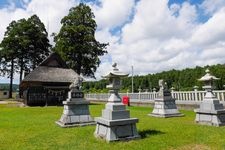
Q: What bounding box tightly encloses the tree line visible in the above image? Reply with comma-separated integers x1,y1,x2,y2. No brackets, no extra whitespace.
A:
0,84,19,92
0,3,108,98
82,64,225,93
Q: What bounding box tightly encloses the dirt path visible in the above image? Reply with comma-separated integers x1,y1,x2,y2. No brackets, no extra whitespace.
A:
0,100,23,105
0,101,8,104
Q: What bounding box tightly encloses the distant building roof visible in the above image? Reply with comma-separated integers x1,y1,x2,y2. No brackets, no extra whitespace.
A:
39,52,68,68
22,66,78,83
20,52,79,88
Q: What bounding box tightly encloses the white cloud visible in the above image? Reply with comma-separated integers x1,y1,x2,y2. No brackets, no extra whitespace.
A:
105,0,199,74
201,0,225,15
0,0,79,43
0,7,29,42
1,0,225,83
121,1,197,44
190,7,225,46
92,0,135,29
26,0,79,43
95,0,225,78
170,3,180,15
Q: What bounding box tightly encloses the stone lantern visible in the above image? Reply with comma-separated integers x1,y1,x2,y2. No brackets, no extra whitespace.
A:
104,63,127,102
94,63,139,142
195,69,225,126
199,69,219,91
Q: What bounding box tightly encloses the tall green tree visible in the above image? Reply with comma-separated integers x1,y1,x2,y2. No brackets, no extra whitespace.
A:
13,18,30,83
15,15,51,82
0,21,20,98
54,3,108,78
27,15,51,70
0,15,51,97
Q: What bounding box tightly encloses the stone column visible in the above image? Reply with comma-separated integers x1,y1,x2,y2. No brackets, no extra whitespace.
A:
193,86,198,101
153,88,156,99
126,89,129,96
171,87,175,98
138,87,141,101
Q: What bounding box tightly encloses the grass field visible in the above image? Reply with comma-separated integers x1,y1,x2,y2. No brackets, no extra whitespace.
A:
0,103,225,150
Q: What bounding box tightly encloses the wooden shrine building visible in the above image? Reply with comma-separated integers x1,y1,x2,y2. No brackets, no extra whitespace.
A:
20,53,79,106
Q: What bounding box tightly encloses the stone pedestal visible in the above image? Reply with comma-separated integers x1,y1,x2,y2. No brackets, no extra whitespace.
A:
56,100,95,127
56,78,95,127
149,80,183,118
94,100,139,142
94,63,139,142
195,92,225,126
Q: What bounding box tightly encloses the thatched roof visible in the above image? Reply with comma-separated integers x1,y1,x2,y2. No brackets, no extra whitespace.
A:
20,52,79,88
39,53,68,68
22,66,78,83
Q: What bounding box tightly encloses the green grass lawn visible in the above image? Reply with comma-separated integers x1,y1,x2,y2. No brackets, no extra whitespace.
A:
0,103,225,150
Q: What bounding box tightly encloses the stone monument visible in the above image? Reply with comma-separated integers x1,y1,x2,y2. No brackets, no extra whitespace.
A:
195,69,225,126
56,77,95,127
94,63,139,142
149,79,183,117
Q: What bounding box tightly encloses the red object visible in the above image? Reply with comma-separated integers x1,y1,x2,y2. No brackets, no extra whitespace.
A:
122,96,130,106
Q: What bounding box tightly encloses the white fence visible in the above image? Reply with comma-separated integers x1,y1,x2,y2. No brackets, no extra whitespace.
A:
85,90,225,102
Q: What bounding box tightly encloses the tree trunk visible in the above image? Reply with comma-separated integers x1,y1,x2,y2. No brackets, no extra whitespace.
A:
76,53,82,75
9,58,14,98
19,61,23,98
32,59,36,70
19,61,23,84
76,64,81,75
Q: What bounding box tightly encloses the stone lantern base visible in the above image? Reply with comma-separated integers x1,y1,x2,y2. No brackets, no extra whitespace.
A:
94,102,140,142
149,80,183,118
195,99,225,126
56,100,95,127
195,110,225,126
149,98,183,118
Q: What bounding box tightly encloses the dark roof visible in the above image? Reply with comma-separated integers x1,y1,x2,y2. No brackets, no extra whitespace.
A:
39,52,68,68
22,66,79,83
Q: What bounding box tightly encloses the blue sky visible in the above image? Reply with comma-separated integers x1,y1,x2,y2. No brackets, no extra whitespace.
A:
1,0,225,84
0,0,204,6
0,0,27,8
0,0,213,35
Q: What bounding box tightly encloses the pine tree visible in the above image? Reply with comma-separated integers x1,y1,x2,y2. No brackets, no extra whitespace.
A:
0,21,19,98
54,3,108,78
0,15,51,97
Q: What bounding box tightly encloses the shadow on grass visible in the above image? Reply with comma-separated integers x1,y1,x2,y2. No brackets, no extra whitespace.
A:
139,129,165,139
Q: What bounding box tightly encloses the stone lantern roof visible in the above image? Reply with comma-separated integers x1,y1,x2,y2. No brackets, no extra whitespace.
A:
102,63,128,78
198,69,219,81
